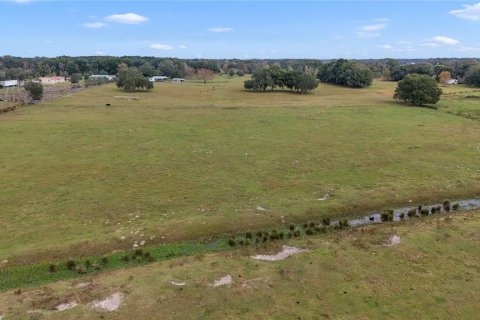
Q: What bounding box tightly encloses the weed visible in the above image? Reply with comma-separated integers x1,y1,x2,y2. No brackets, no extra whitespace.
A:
289,224,295,231
122,255,130,263
100,257,109,266
66,260,76,270
48,264,57,273
228,239,236,246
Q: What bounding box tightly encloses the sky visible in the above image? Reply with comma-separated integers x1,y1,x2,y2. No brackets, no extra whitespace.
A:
1,0,480,59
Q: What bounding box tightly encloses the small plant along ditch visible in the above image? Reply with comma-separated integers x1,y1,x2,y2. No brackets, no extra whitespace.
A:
0,198,479,292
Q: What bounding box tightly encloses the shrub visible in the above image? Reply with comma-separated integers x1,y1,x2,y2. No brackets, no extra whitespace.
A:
381,210,394,222
399,213,405,220
122,255,130,263
322,217,331,226
289,224,295,231
306,228,313,235
244,240,250,246
101,257,109,265
431,207,437,214
228,239,236,246
134,249,144,257
339,219,349,228
287,232,293,239
245,232,253,239
309,222,316,228
407,208,417,218
394,74,442,106
279,232,284,239
255,231,263,238
48,264,57,273
452,203,460,211
443,200,451,212
464,65,480,87
436,205,442,212
262,236,268,242
144,252,155,262
85,260,92,269
66,260,76,270
302,223,308,229
76,266,87,274
420,209,429,216
239,239,245,246
24,81,44,101
293,230,301,237
117,67,153,91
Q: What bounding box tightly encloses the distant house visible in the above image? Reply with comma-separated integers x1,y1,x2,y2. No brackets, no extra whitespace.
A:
447,79,459,85
172,78,185,83
90,75,116,81
38,76,65,84
149,76,169,82
0,80,19,87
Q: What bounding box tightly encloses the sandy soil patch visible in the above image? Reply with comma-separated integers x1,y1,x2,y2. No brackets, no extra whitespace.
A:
56,301,78,311
251,245,307,261
210,275,233,287
91,292,123,311
170,281,186,286
384,235,401,247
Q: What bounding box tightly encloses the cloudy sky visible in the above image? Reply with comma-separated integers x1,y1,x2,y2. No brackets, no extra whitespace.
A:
1,0,480,58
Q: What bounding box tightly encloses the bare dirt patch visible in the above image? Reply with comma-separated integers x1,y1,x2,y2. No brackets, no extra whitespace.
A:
91,292,123,311
210,275,233,287
383,234,401,247
251,245,308,261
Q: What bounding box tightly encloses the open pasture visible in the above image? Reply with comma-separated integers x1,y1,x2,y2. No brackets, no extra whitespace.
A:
1,77,480,263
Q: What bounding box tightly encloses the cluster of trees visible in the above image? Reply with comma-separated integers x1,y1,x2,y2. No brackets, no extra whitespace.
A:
116,67,153,91
317,59,373,88
24,82,43,101
244,66,318,93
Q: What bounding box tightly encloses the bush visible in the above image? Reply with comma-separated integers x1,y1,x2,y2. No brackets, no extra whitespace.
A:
228,239,236,247
48,264,57,273
431,207,437,214
100,257,109,265
76,266,87,274
122,255,130,263
452,203,460,211
394,74,442,106
289,224,295,231
305,228,313,235
293,230,301,237
116,67,154,91
420,209,429,216
85,259,92,269
24,81,43,101
443,200,451,212
66,260,76,270
381,210,394,222
407,208,417,218
464,65,480,87
322,217,331,226
245,232,253,239
339,219,349,228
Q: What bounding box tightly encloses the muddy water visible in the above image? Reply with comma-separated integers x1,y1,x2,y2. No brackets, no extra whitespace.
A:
345,198,480,227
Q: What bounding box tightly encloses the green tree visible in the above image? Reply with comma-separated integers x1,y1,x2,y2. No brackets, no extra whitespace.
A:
464,65,480,87
70,73,82,84
394,74,442,106
116,67,153,91
24,81,43,101
228,69,235,77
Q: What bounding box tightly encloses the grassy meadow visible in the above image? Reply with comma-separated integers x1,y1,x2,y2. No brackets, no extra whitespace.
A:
1,210,479,319
1,76,480,265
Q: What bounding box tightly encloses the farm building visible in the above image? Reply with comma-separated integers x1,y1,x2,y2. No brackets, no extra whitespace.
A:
149,76,168,82
90,75,116,81
172,78,185,83
0,80,19,87
38,76,66,84
447,79,459,85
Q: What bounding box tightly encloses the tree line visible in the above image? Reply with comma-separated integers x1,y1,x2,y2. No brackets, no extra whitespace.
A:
244,66,318,93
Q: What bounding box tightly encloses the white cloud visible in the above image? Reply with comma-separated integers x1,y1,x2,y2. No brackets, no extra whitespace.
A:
374,18,390,22
12,0,34,4
207,27,233,33
378,44,394,50
105,13,148,25
456,46,480,53
357,31,380,38
360,24,386,31
421,42,439,47
179,45,188,49
449,3,480,21
150,43,174,50
432,36,460,46
83,22,107,29
95,51,106,55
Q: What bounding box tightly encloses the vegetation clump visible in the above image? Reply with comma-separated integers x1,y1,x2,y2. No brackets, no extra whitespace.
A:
244,66,318,93
116,67,153,92
394,74,442,106
317,59,373,88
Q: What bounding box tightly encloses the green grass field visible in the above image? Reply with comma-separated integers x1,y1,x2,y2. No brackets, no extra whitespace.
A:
1,77,480,265
1,210,479,319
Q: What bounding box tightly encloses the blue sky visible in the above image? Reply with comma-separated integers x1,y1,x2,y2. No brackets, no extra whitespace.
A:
1,1,480,58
